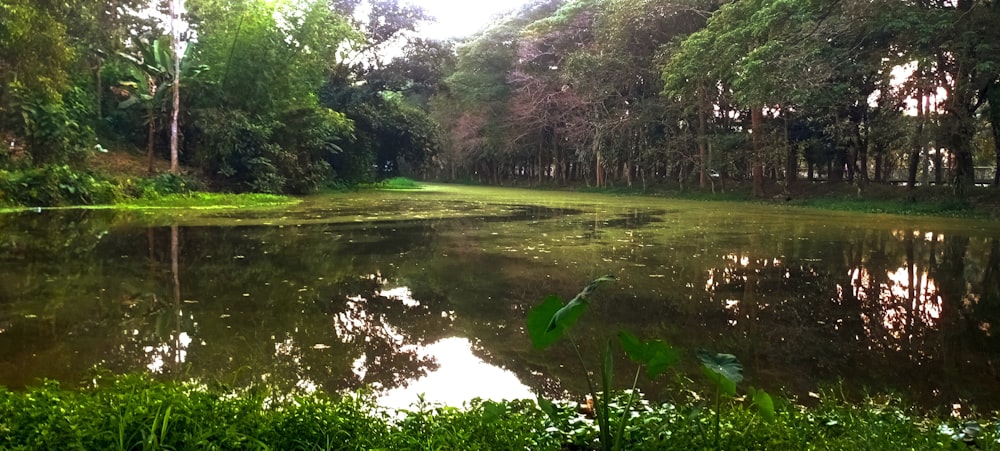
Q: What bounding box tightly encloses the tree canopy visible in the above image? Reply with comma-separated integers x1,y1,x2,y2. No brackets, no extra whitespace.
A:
427,0,1000,196
0,0,447,194
1,0,998,197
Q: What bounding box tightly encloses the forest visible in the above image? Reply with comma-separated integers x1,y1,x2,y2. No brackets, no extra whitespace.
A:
1,0,999,205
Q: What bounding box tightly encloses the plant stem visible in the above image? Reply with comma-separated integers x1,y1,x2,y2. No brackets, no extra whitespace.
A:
612,366,642,451
569,333,609,450
714,387,721,449
568,333,597,407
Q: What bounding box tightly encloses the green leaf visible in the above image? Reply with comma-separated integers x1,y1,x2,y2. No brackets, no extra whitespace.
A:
545,274,615,332
697,350,743,396
481,400,506,423
526,295,568,349
618,331,680,379
749,387,775,421
117,97,140,109
545,295,589,334
526,275,615,349
574,274,616,302
536,396,559,422
701,366,737,396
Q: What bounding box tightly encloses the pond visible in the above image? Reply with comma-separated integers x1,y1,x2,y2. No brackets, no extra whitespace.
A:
1,184,999,411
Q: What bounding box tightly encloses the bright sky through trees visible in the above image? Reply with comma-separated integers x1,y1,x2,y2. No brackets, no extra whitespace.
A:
407,0,531,39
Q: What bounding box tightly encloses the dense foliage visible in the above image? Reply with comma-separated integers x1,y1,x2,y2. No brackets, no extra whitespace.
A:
1,374,997,450
2,0,998,202
429,0,1000,197
0,0,446,204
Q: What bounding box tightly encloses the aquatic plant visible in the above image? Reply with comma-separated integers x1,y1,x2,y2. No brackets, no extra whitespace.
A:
526,275,775,450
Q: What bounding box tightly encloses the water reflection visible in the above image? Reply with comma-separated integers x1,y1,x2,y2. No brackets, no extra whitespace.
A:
0,196,999,410
378,337,534,410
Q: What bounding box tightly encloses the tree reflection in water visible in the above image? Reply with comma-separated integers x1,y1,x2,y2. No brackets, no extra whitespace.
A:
701,229,1000,409
1,199,1000,411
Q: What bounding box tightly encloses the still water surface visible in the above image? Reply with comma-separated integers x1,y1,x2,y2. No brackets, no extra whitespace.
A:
1,185,999,410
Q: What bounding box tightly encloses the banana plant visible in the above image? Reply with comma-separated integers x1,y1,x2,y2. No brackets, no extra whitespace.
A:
116,35,206,174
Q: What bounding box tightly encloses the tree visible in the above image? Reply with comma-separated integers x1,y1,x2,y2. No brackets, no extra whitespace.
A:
117,35,196,174
881,0,1000,196
184,0,357,191
168,0,183,173
663,0,900,196
0,0,78,164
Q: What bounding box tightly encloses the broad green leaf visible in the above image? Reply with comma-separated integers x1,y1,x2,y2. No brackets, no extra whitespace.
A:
526,295,567,349
481,400,506,423
545,295,589,333
117,97,141,109
618,331,646,359
697,350,743,384
572,274,616,303
546,274,615,333
618,331,680,379
749,387,775,421
698,351,743,396
701,366,737,396
528,275,615,349
536,396,559,422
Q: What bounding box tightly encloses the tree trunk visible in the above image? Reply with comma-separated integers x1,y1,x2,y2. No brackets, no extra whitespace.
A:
698,91,708,189
874,152,884,182
784,116,796,187
856,120,869,188
986,83,1000,186
169,0,182,174
751,106,765,198
908,84,925,189
147,111,156,175
95,61,103,121
944,103,976,195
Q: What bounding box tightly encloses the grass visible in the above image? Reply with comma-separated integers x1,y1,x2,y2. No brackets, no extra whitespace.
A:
1,374,997,450
121,192,299,209
0,192,299,215
373,177,423,190
516,179,1000,220
786,196,977,218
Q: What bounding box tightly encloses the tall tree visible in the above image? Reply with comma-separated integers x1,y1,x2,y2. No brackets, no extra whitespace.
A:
168,0,183,173
882,0,1000,195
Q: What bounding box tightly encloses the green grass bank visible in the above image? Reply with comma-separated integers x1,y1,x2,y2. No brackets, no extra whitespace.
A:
1,374,997,450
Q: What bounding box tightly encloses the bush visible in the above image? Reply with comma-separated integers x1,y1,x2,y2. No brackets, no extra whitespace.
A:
0,165,120,207
125,173,199,199
3,82,93,165
192,107,354,194
378,177,422,189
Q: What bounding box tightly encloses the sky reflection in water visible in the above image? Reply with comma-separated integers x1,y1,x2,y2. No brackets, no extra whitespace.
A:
1,187,999,409
378,336,534,410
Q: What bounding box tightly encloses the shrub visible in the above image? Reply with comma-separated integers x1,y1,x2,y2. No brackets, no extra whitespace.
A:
192,107,354,194
3,82,93,165
0,164,120,207
112,172,202,201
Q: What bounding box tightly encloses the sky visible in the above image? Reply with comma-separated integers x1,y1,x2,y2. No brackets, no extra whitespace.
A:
406,0,532,40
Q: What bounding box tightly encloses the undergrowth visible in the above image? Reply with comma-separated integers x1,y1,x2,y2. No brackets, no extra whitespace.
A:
1,374,996,450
